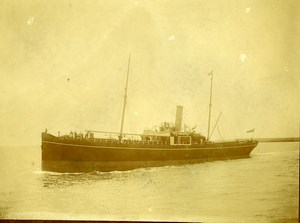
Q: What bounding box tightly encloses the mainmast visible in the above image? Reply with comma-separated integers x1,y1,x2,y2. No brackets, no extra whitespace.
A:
119,53,131,142
207,70,213,141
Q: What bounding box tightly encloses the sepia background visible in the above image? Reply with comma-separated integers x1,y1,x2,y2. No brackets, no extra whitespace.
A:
0,0,299,146
0,1,299,222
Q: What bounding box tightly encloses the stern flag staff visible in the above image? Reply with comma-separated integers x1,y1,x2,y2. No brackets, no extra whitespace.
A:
247,128,255,140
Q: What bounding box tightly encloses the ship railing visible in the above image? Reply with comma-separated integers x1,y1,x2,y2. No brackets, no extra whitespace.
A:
93,138,253,145
132,140,170,145
122,140,171,145
91,138,119,143
88,137,172,145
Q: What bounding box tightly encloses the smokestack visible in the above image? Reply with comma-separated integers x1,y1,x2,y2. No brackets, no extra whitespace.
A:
175,105,183,131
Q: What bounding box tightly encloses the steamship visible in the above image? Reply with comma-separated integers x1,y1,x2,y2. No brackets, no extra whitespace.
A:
41,56,258,173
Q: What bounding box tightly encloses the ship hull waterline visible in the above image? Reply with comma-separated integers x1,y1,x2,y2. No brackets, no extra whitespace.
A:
41,134,258,173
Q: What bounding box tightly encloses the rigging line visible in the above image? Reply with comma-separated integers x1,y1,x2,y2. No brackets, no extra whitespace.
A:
217,125,224,141
209,112,222,139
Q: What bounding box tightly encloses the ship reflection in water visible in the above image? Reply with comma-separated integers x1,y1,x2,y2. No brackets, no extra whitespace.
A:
40,170,135,189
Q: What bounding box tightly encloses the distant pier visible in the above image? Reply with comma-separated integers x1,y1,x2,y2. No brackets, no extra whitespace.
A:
254,137,300,143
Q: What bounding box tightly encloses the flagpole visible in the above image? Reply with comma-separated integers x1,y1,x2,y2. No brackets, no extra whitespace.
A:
207,71,213,141
246,128,255,140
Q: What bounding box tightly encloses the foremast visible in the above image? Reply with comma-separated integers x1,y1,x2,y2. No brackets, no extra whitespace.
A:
119,53,131,142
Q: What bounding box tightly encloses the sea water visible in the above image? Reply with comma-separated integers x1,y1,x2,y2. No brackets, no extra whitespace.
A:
0,142,298,223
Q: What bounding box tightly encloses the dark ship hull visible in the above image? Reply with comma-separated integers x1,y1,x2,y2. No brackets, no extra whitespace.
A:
41,132,258,172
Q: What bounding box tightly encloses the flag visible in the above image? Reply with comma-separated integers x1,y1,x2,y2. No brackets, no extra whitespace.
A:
247,128,255,133
208,70,213,76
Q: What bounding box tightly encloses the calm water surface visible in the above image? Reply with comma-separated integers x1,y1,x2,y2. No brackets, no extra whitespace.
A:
0,142,298,222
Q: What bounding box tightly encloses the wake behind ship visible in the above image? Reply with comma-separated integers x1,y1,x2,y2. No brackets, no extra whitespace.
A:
41,56,258,172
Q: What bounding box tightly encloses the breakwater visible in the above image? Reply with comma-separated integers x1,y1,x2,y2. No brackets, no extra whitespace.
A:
255,137,300,143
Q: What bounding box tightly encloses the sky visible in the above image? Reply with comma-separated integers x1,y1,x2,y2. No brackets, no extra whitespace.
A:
0,0,299,146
